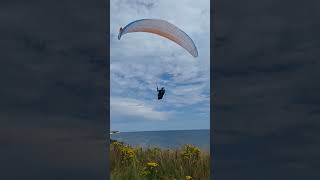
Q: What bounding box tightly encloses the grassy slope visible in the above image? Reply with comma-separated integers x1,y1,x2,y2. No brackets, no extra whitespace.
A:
110,140,210,180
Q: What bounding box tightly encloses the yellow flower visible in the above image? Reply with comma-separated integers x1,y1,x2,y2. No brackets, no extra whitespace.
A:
147,162,159,167
186,175,193,180
119,146,136,164
181,144,200,161
141,162,159,178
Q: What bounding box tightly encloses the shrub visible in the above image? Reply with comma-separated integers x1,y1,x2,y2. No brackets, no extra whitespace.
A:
110,142,210,180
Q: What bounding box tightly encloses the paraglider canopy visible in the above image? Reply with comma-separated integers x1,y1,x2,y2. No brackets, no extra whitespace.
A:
118,19,198,58
118,27,123,40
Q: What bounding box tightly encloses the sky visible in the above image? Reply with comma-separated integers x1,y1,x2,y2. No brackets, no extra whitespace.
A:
110,0,210,132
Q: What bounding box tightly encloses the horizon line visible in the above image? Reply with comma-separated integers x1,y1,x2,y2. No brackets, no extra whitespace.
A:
110,128,210,133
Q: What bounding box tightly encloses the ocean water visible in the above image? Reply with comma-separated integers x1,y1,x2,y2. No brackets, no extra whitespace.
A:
110,129,210,151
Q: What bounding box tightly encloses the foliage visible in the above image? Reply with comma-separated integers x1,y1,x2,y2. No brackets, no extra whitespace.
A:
110,141,210,180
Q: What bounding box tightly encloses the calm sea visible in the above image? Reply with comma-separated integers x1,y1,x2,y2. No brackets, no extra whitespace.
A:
110,129,210,151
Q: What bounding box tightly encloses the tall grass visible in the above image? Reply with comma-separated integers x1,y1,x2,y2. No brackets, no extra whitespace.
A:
110,140,210,180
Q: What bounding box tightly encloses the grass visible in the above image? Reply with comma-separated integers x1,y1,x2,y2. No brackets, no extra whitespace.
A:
110,140,210,180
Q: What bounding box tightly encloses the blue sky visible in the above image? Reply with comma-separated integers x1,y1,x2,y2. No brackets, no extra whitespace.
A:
110,0,210,132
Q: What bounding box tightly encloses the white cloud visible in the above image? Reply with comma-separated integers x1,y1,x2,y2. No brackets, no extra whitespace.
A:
111,97,172,121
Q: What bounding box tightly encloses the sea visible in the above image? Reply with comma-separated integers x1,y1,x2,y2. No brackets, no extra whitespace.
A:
110,129,210,152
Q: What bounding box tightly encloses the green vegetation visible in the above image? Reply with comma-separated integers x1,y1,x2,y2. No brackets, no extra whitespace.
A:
110,140,210,180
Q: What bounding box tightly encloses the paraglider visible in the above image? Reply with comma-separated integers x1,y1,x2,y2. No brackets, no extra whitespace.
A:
117,19,198,100
157,87,165,100
118,19,198,57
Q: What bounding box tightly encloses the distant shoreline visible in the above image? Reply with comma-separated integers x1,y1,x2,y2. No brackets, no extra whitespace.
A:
110,130,120,135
